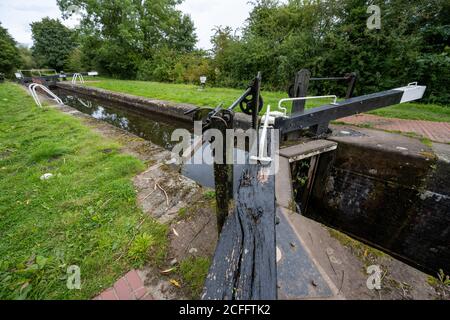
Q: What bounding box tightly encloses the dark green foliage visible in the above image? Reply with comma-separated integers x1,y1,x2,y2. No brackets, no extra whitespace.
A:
17,45,37,70
137,48,212,83
210,0,449,104
31,18,77,71
0,23,21,77
57,0,198,78
15,0,449,104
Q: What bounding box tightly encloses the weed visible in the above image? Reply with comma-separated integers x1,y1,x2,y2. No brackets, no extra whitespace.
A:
203,190,216,200
178,207,188,219
178,257,210,299
420,138,433,147
128,233,155,268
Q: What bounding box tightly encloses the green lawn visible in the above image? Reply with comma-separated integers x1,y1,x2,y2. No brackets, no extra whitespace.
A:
368,102,450,123
85,79,450,122
85,79,338,113
0,82,167,299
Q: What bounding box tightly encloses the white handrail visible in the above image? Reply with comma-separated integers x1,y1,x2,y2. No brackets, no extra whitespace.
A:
28,84,42,107
72,73,85,84
278,95,338,112
28,83,63,108
251,105,273,163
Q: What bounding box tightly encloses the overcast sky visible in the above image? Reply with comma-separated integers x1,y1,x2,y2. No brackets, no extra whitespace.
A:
0,0,253,49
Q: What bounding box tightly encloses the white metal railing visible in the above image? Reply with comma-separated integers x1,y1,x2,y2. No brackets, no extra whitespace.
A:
278,95,338,112
261,95,339,126
72,73,85,84
28,83,63,108
251,105,273,163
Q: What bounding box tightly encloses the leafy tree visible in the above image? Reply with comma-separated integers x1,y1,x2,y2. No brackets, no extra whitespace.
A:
0,23,21,77
211,0,449,103
66,48,84,72
57,0,197,77
53,0,449,103
17,45,37,70
31,18,77,71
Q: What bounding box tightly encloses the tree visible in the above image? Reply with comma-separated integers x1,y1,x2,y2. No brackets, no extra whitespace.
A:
0,23,21,76
57,0,197,77
208,0,449,103
31,18,77,71
17,45,37,70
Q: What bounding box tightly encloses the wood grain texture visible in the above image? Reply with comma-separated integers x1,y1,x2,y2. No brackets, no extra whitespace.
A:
202,164,277,300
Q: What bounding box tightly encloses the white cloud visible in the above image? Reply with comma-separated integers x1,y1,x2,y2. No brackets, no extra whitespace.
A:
0,0,253,49
178,0,252,50
0,0,63,46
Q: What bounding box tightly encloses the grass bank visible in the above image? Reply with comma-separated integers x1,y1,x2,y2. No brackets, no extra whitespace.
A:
0,82,167,299
85,79,450,122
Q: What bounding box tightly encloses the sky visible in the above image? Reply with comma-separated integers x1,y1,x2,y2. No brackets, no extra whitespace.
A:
0,0,253,49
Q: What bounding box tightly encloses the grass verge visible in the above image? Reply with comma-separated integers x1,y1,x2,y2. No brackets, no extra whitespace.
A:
0,82,167,299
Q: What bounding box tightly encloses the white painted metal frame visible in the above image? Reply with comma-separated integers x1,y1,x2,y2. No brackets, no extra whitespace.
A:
278,95,339,112
261,95,339,126
19,69,57,77
251,106,273,163
28,83,63,108
72,73,85,84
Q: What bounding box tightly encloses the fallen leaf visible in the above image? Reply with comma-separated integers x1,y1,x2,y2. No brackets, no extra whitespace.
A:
161,268,175,275
170,279,181,288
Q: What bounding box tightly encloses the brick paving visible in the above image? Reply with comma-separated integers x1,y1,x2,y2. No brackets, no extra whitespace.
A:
338,114,450,143
94,270,154,300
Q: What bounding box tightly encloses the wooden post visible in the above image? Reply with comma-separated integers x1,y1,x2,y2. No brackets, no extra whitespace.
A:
202,164,277,300
211,112,234,233
345,72,357,99
213,163,232,233
292,69,311,114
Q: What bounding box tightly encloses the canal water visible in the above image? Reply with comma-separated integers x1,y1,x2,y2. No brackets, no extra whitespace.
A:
56,89,190,149
55,89,217,187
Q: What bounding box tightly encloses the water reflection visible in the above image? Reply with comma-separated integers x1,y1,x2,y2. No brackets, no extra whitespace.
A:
58,90,189,150
57,89,248,189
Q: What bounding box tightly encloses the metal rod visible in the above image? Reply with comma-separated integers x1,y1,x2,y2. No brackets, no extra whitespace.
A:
278,95,338,112
310,77,349,81
228,87,252,111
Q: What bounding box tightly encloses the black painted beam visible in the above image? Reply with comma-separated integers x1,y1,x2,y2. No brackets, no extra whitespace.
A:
275,89,404,135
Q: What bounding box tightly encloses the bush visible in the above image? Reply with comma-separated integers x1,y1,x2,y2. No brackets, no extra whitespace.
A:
414,52,450,105
137,49,213,85
66,48,84,73
0,23,21,77
137,47,177,82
